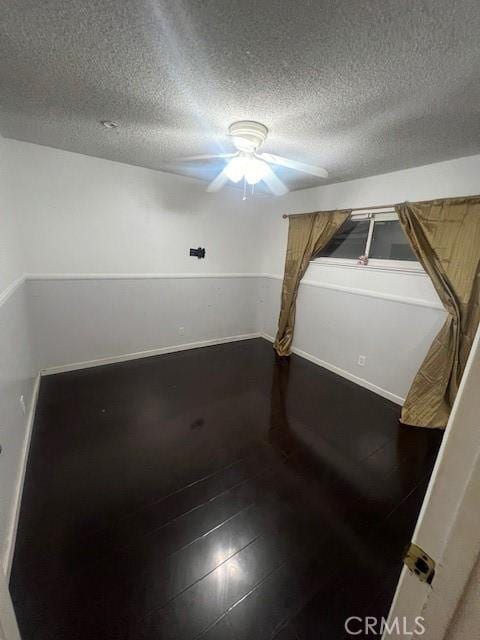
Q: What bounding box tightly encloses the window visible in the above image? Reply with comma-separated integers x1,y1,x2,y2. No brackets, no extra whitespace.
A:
316,218,370,260
314,210,418,269
369,217,416,261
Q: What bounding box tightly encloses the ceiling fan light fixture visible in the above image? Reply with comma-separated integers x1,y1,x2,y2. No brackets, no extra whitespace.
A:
228,121,268,152
231,136,256,153
178,120,327,197
245,157,269,185
224,155,248,182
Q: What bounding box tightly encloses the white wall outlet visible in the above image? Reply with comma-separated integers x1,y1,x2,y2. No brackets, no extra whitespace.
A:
357,355,366,366
178,326,185,336
19,395,26,415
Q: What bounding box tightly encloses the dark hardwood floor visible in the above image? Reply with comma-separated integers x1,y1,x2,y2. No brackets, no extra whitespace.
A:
10,338,442,640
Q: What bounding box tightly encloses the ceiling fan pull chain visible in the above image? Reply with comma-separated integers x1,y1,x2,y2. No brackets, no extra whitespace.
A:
242,176,247,201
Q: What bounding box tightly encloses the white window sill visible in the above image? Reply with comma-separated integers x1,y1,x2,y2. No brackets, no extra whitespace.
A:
310,258,426,275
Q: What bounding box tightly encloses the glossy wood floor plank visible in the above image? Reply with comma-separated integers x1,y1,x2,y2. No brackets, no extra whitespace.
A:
10,339,442,639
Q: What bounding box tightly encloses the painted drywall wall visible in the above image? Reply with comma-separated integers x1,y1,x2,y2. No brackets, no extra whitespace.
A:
257,153,480,400
5,141,480,400
259,275,445,402
27,276,261,371
5,139,266,276
0,136,35,573
3,139,269,371
0,137,24,294
0,285,35,573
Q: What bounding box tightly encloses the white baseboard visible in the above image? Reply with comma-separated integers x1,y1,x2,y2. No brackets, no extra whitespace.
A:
3,374,41,579
41,333,262,376
26,272,265,281
261,333,404,406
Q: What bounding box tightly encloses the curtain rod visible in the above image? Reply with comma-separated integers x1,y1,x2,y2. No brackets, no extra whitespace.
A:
282,202,395,218
281,194,480,218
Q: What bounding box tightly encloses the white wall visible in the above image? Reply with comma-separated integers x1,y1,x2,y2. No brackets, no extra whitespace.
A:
259,275,445,402
3,141,479,395
0,138,24,294
258,154,480,401
0,286,35,573
2,139,271,371
0,136,36,573
6,139,266,276
27,276,260,371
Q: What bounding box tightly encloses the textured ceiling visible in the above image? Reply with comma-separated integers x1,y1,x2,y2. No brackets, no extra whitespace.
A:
1,0,479,191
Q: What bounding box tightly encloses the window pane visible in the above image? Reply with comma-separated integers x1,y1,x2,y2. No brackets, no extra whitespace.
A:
316,219,369,259
370,220,417,261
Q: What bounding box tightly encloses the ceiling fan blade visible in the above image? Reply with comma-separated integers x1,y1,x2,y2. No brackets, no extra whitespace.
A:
206,167,230,192
260,153,328,179
176,153,236,162
261,164,289,196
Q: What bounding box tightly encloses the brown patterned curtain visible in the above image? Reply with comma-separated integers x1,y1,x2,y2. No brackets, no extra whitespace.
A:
397,197,480,429
274,210,351,356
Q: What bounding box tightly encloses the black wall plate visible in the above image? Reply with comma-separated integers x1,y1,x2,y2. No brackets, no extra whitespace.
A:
190,247,206,259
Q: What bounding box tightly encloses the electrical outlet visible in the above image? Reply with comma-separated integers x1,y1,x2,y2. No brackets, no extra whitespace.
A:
19,395,26,415
357,355,366,366
178,327,185,336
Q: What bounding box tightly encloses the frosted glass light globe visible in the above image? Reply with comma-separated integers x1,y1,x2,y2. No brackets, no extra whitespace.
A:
245,158,269,184
225,155,248,183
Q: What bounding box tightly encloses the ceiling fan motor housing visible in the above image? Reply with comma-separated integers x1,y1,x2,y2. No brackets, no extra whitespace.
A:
229,120,268,152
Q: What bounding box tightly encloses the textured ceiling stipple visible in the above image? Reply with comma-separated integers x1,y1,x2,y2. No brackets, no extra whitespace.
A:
0,0,479,191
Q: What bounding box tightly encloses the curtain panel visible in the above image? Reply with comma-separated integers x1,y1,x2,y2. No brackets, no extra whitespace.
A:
274,210,351,356
396,197,480,429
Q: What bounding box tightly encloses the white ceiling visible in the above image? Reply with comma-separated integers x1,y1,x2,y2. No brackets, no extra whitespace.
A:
0,0,479,191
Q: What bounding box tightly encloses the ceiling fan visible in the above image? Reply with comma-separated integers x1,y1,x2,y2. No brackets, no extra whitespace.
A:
178,121,328,197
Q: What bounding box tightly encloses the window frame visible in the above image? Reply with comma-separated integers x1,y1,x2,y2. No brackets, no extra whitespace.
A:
312,208,424,274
